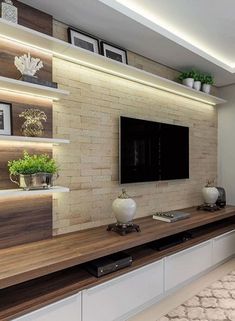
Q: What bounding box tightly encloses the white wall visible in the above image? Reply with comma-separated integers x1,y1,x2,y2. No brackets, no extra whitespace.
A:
218,84,235,205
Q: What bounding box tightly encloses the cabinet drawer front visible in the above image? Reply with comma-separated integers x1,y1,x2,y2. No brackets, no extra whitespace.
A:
82,260,164,321
165,241,212,291
14,293,81,321
213,230,235,265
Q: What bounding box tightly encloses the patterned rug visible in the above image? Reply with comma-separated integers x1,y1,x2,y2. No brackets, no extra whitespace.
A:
158,271,235,321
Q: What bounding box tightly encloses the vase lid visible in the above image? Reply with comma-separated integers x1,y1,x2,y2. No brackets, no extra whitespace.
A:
118,189,130,199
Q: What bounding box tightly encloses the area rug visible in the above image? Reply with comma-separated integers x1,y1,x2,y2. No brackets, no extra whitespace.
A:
158,271,235,321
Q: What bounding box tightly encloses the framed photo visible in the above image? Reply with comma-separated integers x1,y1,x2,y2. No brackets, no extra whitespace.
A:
0,102,12,136
68,28,99,54
101,42,128,64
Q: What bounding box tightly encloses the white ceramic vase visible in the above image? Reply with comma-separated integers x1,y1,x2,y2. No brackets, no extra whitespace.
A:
112,189,137,224
202,84,211,94
183,78,194,88
202,187,219,205
193,81,201,91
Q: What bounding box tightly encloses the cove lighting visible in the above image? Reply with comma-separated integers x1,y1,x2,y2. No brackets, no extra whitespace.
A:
100,0,235,71
56,53,216,106
0,141,53,148
0,88,58,101
0,27,220,106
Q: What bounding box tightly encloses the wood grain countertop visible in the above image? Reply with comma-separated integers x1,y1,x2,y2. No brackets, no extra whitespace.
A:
0,206,235,290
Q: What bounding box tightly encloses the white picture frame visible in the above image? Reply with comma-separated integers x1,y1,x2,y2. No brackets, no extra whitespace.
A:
0,102,12,136
101,42,128,64
68,28,99,54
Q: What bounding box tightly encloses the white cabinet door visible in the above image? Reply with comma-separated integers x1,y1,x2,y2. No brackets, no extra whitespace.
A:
213,230,235,265
82,260,164,321
14,293,81,321
165,240,212,291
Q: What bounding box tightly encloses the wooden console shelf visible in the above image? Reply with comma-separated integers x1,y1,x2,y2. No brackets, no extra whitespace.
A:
0,211,235,320
1,206,235,290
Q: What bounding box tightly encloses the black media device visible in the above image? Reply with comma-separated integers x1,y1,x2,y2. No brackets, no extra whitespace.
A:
85,252,133,278
216,187,226,208
120,116,189,184
150,232,192,251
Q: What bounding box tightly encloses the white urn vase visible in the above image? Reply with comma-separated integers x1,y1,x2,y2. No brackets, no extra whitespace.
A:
182,78,194,88
112,189,137,224
202,186,219,205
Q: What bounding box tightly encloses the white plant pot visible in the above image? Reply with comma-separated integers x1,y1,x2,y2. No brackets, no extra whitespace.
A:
112,191,137,224
193,81,201,91
182,78,194,88
202,187,219,205
202,84,211,94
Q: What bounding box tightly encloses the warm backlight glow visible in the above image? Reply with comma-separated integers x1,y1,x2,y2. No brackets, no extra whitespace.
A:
0,88,58,101
102,0,235,71
0,31,219,106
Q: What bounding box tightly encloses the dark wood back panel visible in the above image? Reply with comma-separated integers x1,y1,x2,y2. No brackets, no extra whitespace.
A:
0,1,54,249
0,195,52,249
0,38,52,81
0,0,53,35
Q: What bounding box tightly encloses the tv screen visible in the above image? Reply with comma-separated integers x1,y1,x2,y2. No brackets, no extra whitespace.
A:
120,116,189,184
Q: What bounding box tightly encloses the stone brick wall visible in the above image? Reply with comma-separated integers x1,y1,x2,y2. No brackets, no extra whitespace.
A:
52,20,218,235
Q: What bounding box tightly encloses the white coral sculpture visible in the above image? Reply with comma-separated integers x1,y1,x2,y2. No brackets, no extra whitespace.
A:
14,53,44,77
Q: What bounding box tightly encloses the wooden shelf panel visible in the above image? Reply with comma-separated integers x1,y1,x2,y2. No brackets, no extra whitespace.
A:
0,220,234,321
0,135,70,145
0,186,70,198
0,206,235,290
0,75,69,101
0,19,226,106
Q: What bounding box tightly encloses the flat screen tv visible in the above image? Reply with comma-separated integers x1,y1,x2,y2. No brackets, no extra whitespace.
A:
120,116,189,184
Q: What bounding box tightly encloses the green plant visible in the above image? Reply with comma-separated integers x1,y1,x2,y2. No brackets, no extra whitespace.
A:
178,71,193,80
8,151,59,175
193,71,204,82
202,75,214,85
178,69,200,81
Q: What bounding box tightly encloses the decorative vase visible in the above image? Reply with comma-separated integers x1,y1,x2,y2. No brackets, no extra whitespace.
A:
182,78,194,88
202,84,211,94
193,81,201,91
10,172,58,191
112,189,137,224
202,186,219,205
1,0,18,24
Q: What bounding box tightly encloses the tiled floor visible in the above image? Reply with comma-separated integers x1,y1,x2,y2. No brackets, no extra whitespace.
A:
129,258,235,321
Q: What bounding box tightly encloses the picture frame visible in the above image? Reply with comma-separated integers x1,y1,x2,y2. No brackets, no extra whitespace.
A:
0,102,12,136
68,27,99,54
101,41,128,64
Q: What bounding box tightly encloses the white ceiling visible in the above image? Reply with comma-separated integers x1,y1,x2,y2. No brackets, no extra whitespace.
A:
20,0,235,86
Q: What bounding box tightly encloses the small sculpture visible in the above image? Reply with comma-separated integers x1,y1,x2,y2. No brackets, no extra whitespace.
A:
19,108,47,137
14,53,44,77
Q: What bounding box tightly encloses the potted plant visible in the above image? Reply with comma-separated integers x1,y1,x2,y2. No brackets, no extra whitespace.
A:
193,71,203,91
202,179,219,205
8,151,59,190
178,70,194,88
202,75,214,94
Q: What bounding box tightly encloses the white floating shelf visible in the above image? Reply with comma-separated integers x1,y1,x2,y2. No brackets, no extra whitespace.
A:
0,135,70,145
0,186,70,198
0,19,226,106
0,76,69,101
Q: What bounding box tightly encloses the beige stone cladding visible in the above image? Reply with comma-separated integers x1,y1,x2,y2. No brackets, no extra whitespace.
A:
52,20,217,235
